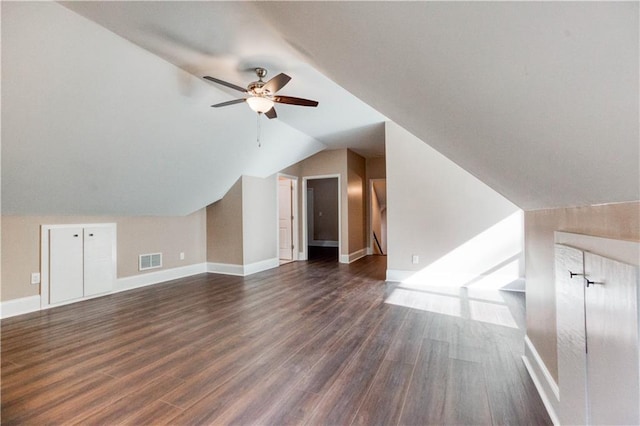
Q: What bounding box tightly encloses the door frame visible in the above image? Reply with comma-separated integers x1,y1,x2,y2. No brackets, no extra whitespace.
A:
40,222,117,309
276,174,299,262
302,174,341,262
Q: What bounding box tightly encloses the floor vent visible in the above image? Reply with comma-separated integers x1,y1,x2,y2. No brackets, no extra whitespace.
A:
139,253,162,271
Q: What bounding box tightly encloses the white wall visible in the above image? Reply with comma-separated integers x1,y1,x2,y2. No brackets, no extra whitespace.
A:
385,121,522,288
242,175,278,265
2,2,325,216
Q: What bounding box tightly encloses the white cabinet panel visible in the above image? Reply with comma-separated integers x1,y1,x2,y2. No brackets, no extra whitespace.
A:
585,252,639,425
555,244,588,425
49,227,84,304
83,226,115,297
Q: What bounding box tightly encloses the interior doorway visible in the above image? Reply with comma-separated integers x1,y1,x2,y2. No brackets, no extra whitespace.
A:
278,175,298,265
303,175,340,262
370,179,387,255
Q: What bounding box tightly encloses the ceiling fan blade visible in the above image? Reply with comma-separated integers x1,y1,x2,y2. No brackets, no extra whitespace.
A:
274,96,319,107
211,98,246,108
263,73,291,94
203,76,247,93
265,107,277,119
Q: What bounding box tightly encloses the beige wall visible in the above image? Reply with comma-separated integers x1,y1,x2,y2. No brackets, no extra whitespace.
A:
385,121,521,275
242,175,277,264
1,210,207,301
308,178,339,241
347,150,367,253
524,201,640,382
207,178,243,265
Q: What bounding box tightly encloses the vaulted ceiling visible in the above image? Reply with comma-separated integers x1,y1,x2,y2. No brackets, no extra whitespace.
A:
2,1,637,215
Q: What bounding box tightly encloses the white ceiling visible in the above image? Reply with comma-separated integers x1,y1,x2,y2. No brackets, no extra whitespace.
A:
3,1,638,215
59,1,388,158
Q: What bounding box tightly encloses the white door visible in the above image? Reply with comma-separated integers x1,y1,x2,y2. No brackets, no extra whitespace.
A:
84,226,115,297
585,252,639,425
49,227,84,304
279,179,293,260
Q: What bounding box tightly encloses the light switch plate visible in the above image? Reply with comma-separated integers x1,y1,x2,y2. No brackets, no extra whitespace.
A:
412,255,419,264
31,272,41,285
180,252,185,260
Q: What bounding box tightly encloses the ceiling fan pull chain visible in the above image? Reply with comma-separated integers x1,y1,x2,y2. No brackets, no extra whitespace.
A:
257,113,261,148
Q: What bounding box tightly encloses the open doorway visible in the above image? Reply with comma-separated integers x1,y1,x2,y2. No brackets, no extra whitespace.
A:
370,179,387,255
303,176,340,262
278,175,298,265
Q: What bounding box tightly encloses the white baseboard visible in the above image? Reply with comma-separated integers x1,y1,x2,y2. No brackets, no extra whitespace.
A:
339,248,368,264
385,269,415,282
298,251,306,261
116,262,207,293
523,335,560,425
1,264,209,319
366,247,373,255
208,257,279,277
1,295,41,319
244,258,279,275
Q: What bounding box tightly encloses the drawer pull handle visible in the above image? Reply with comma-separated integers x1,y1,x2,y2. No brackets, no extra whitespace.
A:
569,271,584,278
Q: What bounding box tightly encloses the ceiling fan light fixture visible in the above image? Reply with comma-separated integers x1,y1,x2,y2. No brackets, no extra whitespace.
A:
246,96,274,113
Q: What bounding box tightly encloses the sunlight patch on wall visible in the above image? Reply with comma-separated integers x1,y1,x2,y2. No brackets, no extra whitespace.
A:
400,211,523,290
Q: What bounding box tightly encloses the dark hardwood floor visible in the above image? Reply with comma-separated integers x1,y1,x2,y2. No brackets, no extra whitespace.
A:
1,255,551,425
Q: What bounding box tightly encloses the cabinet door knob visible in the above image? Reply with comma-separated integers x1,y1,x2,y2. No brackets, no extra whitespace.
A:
73,234,79,237
89,233,94,237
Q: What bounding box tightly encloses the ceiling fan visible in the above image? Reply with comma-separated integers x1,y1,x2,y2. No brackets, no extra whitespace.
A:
203,67,318,119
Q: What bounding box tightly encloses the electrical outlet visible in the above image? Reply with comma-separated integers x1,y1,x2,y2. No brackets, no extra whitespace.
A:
412,255,419,265
31,272,41,285
180,252,185,260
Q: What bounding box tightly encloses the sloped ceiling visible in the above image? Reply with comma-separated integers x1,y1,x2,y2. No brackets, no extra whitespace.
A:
1,1,385,216
3,2,638,216
256,1,639,210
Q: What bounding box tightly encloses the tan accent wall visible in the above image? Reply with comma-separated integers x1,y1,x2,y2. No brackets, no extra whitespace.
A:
366,157,386,180
524,201,640,381
347,150,367,253
1,209,207,302
206,178,243,265
365,156,386,251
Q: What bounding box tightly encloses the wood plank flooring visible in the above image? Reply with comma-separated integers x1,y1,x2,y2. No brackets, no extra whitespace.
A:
1,254,551,425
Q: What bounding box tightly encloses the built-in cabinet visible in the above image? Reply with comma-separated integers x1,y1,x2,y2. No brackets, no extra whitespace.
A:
555,232,639,425
45,224,116,305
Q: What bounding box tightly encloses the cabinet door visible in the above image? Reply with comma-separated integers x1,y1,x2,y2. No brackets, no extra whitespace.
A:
49,227,84,304
585,252,639,425
555,244,588,425
83,226,115,297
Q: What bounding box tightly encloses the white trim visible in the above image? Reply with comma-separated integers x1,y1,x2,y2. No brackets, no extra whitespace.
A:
302,174,341,263
340,248,367,264
523,335,560,425
309,240,339,247
40,223,117,309
366,247,373,255
207,257,279,277
1,295,41,319
298,251,306,261
207,262,245,276
244,257,279,275
1,263,208,319
116,262,207,292
385,269,415,282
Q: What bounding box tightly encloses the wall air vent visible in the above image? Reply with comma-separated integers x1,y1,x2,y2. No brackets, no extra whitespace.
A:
139,253,162,271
